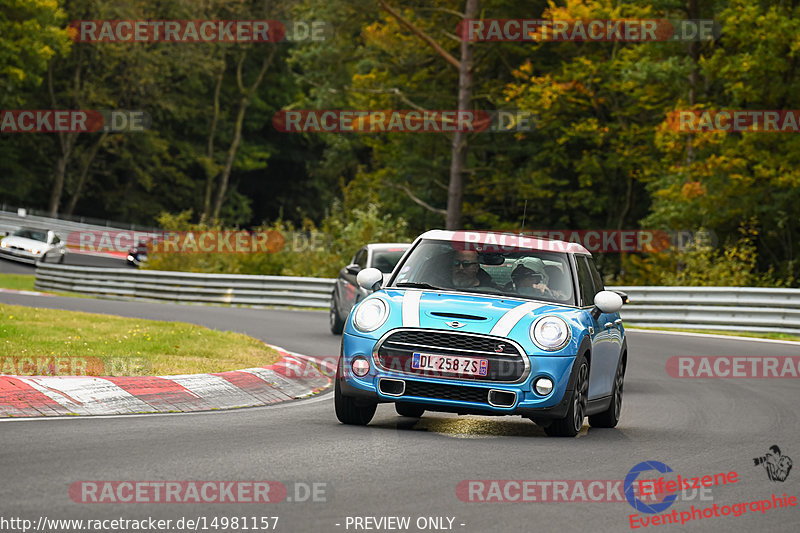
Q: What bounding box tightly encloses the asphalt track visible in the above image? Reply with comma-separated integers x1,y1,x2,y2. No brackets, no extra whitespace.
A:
1,292,799,533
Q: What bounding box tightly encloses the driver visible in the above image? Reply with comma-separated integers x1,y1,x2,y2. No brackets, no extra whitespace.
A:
450,250,497,289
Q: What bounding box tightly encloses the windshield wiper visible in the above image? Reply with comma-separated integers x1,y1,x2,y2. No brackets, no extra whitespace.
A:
396,282,443,290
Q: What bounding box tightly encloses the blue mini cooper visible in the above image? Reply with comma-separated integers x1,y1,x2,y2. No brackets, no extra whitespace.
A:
335,230,628,437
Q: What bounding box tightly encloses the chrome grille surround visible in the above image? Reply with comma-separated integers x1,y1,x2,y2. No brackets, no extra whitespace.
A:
373,328,530,384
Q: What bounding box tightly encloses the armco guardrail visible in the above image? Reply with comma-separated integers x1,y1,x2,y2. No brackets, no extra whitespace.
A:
34,263,335,308
32,264,800,334
614,286,800,335
0,208,159,238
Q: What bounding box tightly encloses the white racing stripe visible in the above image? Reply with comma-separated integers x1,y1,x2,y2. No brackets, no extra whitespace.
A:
402,290,423,327
490,302,546,337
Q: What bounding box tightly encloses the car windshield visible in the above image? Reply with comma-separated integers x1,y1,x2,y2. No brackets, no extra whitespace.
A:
391,239,575,305
12,229,47,242
371,249,408,273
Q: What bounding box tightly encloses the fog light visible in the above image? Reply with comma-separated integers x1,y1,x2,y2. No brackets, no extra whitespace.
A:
351,356,370,377
534,377,553,396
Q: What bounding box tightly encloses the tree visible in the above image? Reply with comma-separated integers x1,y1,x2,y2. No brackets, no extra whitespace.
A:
0,0,70,108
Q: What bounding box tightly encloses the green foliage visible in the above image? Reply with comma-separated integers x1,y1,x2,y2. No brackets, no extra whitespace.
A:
146,203,410,277
0,0,71,106
613,224,792,287
2,0,798,286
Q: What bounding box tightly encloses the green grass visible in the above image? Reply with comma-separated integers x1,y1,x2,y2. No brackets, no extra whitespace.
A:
0,272,99,299
0,303,281,375
626,324,800,343
0,273,35,291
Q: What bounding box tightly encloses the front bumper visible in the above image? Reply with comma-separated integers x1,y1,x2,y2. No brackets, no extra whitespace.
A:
340,331,578,419
0,248,40,264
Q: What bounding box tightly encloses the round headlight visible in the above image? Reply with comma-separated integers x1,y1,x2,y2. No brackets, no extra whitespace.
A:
353,298,389,332
530,316,571,351
533,377,554,396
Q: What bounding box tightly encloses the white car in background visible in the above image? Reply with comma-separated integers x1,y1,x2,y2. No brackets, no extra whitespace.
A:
0,228,67,264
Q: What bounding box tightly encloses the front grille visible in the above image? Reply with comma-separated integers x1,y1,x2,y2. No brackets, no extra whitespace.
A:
403,380,491,404
375,329,528,383
384,330,518,355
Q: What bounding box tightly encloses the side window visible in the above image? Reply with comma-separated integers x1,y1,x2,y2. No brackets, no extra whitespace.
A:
353,249,368,268
587,257,604,292
51,235,60,244
574,256,597,307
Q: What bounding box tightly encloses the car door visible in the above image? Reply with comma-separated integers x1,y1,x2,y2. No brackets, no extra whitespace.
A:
575,255,621,399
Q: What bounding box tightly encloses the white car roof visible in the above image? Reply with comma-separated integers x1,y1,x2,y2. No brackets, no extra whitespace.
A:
366,243,411,250
418,229,590,255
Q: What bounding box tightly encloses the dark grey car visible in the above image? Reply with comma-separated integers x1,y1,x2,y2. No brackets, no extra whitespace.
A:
329,243,410,334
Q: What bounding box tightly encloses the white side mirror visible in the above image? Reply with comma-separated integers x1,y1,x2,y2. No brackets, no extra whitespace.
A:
594,290,623,314
357,267,383,292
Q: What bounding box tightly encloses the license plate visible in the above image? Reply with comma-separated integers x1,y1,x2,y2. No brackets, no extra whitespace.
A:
411,352,488,376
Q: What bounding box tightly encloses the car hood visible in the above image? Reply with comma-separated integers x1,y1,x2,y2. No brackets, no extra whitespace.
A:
379,288,567,337
1,236,49,252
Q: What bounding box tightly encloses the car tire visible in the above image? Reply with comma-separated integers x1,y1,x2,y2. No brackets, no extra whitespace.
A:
395,402,424,418
334,362,376,425
589,357,624,428
58,252,65,264
544,355,589,438
329,290,344,335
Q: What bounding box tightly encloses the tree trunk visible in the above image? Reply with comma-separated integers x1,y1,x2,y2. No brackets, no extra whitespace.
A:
212,49,275,221
377,0,468,228
685,0,699,166
49,146,73,217
445,0,477,229
65,131,108,216
202,66,225,223
47,61,80,217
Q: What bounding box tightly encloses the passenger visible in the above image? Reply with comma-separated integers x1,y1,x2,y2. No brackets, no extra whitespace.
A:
509,264,554,298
